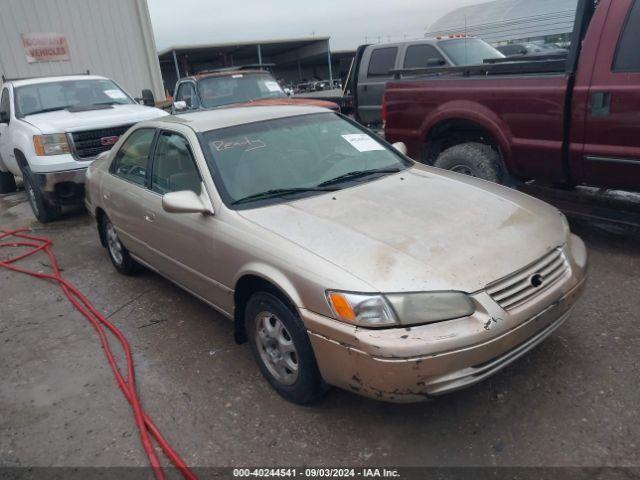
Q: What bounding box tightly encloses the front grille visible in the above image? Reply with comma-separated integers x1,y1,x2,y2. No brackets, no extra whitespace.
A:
70,124,133,159
486,248,570,310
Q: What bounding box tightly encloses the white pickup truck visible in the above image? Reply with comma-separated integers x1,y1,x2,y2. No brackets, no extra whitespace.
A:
0,74,168,222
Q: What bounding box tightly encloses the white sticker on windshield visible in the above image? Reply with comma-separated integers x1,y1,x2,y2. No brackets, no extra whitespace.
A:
232,74,243,78
341,134,385,152
264,80,283,92
104,89,127,99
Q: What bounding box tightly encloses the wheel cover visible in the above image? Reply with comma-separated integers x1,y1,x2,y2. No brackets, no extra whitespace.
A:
255,311,299,386
450,164,476,177
105,221,124,265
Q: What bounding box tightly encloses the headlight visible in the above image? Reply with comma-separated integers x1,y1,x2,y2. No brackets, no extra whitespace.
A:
326,290,475,328
34,134,71,156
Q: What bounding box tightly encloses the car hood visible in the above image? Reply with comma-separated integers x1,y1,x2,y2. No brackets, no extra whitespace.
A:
238,166,567,293
22,104,169,133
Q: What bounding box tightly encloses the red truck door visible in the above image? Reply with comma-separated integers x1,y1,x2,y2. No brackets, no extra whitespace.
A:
580,0,640,189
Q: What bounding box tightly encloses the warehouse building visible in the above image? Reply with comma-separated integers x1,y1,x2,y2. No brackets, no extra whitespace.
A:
0,0,165,101
157,38,354,96
427,0,578,46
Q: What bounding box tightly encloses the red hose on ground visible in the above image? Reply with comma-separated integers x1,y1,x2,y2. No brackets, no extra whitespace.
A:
0,229,197,480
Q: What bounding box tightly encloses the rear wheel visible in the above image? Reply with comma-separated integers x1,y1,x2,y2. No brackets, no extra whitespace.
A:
0,171,17,194
22,169,60,223
245,292,325,404
433,142,503,184
102,215,140,275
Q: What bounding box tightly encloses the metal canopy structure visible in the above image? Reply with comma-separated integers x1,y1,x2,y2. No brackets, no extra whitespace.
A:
157,37,348,95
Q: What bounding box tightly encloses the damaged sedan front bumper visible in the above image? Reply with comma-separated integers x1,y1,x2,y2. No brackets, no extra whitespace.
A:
303,235,587,403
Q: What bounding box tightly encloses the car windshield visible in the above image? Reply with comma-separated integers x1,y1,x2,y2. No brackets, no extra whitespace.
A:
15,79,133,117
198,73,287,109
200,113,411,208
438,38,505,65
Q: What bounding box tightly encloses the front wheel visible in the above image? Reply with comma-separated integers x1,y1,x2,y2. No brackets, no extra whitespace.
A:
433,142,504,184
23,170,60,223
245,292,325,404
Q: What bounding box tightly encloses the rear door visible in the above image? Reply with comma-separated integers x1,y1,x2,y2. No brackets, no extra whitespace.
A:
102,128,157,259
357,45,398,126
581,0,640,189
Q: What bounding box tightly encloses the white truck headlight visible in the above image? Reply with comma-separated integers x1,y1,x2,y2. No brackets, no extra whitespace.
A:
326,291,474,328
34,134,71,156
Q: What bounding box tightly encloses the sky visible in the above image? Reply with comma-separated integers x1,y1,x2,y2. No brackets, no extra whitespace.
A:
147,0,486,51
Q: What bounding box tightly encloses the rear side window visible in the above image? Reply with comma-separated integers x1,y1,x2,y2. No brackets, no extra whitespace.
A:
403,44,446,68
614,0,640,72
367,47,397,76
111,128,155,186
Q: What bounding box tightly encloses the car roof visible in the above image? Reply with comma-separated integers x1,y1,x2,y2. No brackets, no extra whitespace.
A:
7,75,109,87
183,69,268,81
149,105,330,133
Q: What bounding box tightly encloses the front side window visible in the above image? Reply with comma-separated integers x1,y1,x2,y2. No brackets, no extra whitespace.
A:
403,44,446,68
14,79,133,117
176,83,198,109
614,0,640,72
111,129,155,186
200,113,411,208
0,89,10,123
197,73,286,109
367,47,398,77
151,131,201,194
438,38,504,66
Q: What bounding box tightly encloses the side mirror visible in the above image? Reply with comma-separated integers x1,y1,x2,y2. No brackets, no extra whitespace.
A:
162,190,212,215
426,58,445,67
392,142,408,156
141,89,155,107
173,100,187,111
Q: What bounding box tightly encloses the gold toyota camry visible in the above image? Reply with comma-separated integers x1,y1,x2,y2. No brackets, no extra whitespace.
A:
85,106,587,403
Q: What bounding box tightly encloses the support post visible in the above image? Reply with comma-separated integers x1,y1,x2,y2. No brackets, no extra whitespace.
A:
257,44,262,64
172,49,181,81
327,48,333,85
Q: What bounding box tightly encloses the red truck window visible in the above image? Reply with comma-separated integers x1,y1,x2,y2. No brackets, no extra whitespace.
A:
613,0,640,72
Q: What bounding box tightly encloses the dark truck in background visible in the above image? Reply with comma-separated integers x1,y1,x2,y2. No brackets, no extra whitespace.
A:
298,37,504,129
384,0,640,192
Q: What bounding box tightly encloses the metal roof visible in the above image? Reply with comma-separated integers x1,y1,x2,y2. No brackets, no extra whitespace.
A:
158,37,330,59
427,0,578,43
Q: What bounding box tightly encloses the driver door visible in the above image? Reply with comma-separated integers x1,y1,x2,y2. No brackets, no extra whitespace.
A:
135,129,221,304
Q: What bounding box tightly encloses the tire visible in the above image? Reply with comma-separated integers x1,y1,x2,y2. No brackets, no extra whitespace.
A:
22,169,60,223
433,142,503,184
102,215,140,275
245,292,325,404
0,171,17,194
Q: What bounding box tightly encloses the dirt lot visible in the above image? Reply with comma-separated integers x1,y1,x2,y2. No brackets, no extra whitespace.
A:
1,189,639,472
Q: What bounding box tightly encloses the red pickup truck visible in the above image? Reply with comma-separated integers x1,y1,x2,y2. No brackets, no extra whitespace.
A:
384,0,640,192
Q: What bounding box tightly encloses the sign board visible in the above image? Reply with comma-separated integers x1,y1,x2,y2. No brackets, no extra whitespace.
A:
21,33,70,63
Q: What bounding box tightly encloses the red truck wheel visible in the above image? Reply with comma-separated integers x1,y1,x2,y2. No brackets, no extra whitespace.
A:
434,143,503,184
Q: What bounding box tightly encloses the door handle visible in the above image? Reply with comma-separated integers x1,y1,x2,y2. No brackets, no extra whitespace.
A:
591,91,611,117
144,213,155,223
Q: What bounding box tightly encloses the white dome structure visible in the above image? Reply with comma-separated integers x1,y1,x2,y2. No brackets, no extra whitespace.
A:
427,0,579,44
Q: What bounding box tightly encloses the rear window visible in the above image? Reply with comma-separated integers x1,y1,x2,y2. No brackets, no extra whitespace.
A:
614,0,640,72
367,47,397,76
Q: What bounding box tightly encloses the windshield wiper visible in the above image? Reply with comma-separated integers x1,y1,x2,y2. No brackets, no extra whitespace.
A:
24,106,69,116
231,187,338,205
317,167,402,187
